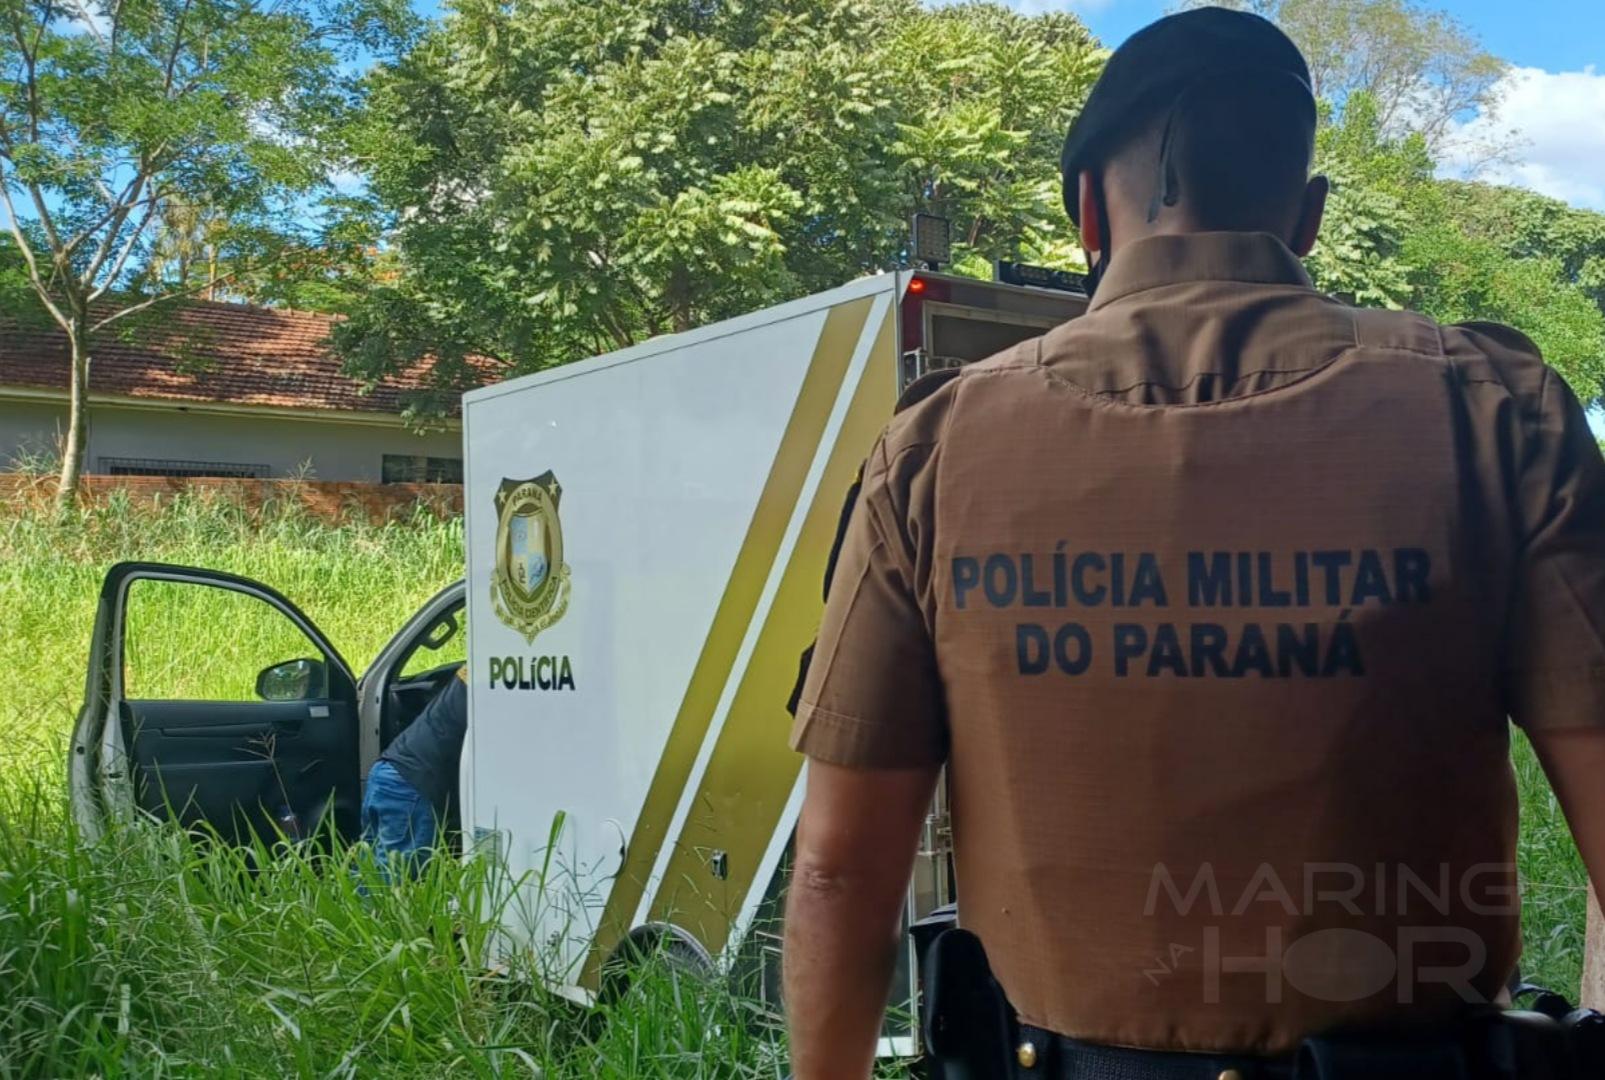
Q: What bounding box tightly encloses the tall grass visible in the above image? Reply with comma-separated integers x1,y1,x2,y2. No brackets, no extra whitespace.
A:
1509,730,1593,997
0,774,786,1076
0,493,1593,1075
2,488,465,768
0,492,788,1077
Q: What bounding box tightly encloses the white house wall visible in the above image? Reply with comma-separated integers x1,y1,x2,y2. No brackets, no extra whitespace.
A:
0,399,65,471
0,398,462,482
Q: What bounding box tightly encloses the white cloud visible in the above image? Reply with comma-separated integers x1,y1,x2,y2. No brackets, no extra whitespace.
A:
1442,65,1605,211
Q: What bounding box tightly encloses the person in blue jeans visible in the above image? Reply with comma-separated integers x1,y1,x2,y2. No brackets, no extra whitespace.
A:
361,667,468,879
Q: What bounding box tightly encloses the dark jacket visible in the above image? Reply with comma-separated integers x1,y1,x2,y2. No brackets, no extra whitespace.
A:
378,670,468,815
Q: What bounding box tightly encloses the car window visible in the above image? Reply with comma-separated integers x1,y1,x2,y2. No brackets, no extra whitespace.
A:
397,605,467,681
123,579,327,701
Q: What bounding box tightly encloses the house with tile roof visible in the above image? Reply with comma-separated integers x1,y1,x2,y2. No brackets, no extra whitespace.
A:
0,300,482,483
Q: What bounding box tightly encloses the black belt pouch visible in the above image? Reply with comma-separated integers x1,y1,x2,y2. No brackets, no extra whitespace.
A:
923,928,1015,1079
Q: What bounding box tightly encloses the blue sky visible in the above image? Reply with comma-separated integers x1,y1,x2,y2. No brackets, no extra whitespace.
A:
1064,0,1603,71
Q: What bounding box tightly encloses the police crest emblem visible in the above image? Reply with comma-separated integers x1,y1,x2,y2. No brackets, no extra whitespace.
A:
491,472,571,643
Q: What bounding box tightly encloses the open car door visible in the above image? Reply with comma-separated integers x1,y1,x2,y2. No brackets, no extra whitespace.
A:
354,580,467,783
70,562,361,845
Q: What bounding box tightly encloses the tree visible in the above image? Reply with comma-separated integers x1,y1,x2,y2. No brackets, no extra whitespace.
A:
1403,185,1605,398
346,0,1601,411
1196,0,1509,162
333,0,1101,403
144,196,229,299
1305,93,1605,403
885,2,1100,276
0,231,27,312
0,0,414,506
1435,181,1605,313
1304,94,1428,309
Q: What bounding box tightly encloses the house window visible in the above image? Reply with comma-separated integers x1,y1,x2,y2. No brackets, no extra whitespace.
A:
382,454,463,484
98,456,269,479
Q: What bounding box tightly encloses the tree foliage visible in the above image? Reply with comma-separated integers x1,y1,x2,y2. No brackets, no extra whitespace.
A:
1439,182,1605,311
1304,95,1427,309
343,0,1605,413
886,2,1102,276
1306,93,1605,400
1198,0,1509,161
1174,0,1599,401
9,0,1572,421
1195,1,1605,398
333,0,1101,398
1411,184,1605,398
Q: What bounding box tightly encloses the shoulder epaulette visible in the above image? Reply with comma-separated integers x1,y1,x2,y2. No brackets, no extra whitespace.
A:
895,366,963,414
1454,320,1542,359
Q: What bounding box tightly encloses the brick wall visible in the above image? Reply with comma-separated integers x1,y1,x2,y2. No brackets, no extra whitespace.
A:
0,473,462,525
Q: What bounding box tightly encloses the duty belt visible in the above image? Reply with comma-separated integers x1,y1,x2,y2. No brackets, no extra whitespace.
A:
1008,1026,1474,1080
1010,1028,1298,1080
915,924,1605,1080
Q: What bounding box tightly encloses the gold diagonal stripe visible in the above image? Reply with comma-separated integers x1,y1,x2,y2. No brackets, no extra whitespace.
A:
647,305,896,954
582,297,874,987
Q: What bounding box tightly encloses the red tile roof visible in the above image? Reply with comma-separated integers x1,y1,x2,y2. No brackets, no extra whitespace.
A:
0,300,494,417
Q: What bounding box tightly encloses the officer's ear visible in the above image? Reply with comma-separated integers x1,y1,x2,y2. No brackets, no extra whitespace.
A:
1077,170,1104,257
1290,175,1329,258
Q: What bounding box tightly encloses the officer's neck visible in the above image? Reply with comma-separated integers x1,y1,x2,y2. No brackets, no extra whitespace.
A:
1101,197,1301,259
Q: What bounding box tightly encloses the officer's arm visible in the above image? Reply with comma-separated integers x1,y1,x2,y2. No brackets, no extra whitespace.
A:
1500,363,1605,909
785,759,940,1080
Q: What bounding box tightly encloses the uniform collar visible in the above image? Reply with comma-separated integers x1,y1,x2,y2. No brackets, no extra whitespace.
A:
1087,231,1313,310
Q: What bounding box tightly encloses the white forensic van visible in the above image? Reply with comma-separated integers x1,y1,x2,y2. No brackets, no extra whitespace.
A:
70,267,1086,1049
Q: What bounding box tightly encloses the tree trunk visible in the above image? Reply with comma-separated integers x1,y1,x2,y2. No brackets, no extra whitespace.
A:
1585,883,1604,1009
666,268,693,335
54,328,90,513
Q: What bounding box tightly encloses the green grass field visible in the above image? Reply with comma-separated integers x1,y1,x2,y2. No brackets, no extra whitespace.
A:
0,491,786,1077
0,492,1592,1076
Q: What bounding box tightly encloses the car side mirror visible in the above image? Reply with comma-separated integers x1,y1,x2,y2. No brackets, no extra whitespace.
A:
256,658,328,702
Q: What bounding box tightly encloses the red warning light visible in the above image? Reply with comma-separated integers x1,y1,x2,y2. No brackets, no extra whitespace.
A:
908,277,927,294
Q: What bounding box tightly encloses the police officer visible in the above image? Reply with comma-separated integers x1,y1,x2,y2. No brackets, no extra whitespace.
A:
781,7,1605,1078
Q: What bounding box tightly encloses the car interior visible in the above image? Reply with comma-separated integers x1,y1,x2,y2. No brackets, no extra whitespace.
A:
379,600,467,753
110,571,467,852
116,575,363,846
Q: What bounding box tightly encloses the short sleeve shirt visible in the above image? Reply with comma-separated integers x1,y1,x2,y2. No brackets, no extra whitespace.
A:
790,232,1605,1055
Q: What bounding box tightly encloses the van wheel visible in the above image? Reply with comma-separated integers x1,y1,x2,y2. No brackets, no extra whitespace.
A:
598,922,714,1005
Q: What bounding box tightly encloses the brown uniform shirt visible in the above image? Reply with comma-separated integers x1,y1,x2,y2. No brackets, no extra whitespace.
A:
790,232,1605,1055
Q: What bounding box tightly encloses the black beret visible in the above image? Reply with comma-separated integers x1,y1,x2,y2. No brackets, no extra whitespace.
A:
1061,6,1315,224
